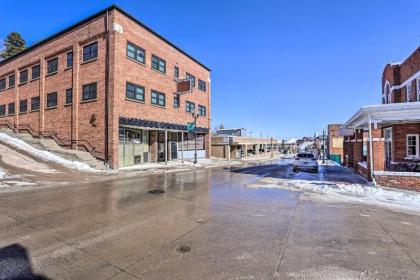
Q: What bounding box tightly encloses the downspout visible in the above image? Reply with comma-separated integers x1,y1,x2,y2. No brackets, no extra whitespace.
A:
104,9,110,165
368,114,377,186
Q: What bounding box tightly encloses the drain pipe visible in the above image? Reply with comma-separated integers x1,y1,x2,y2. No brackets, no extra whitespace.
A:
368,114,377,186
104,9,110,166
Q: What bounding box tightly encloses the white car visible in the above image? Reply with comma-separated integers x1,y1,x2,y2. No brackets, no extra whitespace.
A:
293,153,319,173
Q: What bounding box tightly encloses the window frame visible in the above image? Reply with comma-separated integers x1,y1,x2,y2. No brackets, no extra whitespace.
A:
0,105,5,116
19,99,28,113
19,69,28,84
65,88,73,105
151,55,166,73
32,64,40,80
151,90,166,107
406,134,419,158
406,83,413,102
126,42,145,64
31,96,40,111
7,102,15,115
0,78,5,91
82,42,98,62
186,101,195,113
66,51,73,68
126,82,145,102
198,105,206,116
173,93,180,108
46,57,58,75
8,74,15,88
186,73,196,87
46,92,58,108
417,78,420,102
82,82,97,101
174,66,179,78
198,79,206,92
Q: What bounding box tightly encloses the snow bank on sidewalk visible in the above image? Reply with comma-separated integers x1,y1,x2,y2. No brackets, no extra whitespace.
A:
0,133,96,172
250,177,420,212
0,168,5,179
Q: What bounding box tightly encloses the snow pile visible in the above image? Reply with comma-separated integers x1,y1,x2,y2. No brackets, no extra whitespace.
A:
250,177,420,212
0,168,5,179
0,133,96,172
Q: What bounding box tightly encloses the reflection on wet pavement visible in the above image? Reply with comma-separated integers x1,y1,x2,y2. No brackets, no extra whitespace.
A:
0,160,419,279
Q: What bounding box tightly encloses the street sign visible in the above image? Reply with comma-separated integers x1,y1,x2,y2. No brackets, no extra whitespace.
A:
187,123,195,133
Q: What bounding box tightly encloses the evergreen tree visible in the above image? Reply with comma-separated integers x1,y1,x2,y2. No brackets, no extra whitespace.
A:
0,32,26,59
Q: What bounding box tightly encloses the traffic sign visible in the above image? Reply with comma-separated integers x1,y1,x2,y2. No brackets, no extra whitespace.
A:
187,123,195,133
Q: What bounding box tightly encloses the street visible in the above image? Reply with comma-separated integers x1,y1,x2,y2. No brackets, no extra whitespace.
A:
1,160,420,280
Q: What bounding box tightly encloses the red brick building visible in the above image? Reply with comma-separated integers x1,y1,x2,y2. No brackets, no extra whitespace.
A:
343,47,420,191
0,5,211,168
327,124,344,164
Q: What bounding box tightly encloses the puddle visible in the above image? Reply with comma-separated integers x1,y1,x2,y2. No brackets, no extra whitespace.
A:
148,189,166,194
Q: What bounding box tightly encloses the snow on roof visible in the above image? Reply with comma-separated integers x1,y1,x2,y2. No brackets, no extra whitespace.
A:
285,138,297,144
390,61,401,66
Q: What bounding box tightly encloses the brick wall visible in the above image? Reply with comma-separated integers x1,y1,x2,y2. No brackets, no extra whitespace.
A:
375,174,420,192
392,123,420,162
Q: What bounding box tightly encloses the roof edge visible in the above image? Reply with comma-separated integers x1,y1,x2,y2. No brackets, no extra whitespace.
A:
0,4,211,71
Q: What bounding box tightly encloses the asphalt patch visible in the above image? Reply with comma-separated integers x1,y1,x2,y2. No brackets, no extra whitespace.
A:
148,189,166,194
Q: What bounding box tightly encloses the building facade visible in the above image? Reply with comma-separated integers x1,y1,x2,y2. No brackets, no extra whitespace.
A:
0,5,211,169
327,124,344,164
343,47,420,191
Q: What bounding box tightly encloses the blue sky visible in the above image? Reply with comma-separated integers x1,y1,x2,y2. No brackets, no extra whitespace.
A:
1,0,419,139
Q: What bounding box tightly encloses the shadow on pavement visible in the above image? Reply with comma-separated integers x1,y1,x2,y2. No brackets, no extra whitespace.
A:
0,243,50,280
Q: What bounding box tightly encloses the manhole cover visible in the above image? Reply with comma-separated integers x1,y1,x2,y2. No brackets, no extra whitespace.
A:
148,189,165,194
176,245,191,253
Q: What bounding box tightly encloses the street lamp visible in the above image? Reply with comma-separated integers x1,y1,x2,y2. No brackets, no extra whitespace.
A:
191,111,200,164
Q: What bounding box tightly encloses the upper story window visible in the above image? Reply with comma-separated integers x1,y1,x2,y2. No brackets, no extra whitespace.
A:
174,66,179,78
126,82,145,102
151,90,165,107
67,52,73,68
8,103,15,115
198,79,206,92
198,105,206,116
173,93,180,108
383,81,390,104
0,105,5,116
406,83,413,102
127,42,145,64
407,134,419,158
186,101,195,113
47,92,58,108
83,42,98,62
19,100,27,113
151,55,166,73
82,82,97,101
186,73,196,87
32,64,40,80
66,88,73,105
8,74,15,88
20,69,28,84
31,96,40,111
0,78,5,91
47,58,58,74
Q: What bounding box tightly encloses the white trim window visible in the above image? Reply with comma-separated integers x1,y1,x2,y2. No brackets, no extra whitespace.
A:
406,83,413,102
406,134,419,158
417,78,420,102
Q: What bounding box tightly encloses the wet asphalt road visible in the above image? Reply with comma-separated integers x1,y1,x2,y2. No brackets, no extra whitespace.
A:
0,160,420,279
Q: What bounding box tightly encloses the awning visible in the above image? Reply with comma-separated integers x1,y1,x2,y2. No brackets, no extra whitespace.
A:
119,117,209,133
344,102,420,129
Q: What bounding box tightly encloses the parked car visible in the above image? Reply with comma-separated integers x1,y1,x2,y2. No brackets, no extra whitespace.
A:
293,152,318,173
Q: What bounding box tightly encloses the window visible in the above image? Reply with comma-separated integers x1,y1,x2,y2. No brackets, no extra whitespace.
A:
126,82,145,102
186,101,195,113
127,42,145,64
47,92,57,108
186,73,196,87
19,100,27,113
151,90,165,106
67,52,73,68
0,78,5,91
83,42,98,62
8,103,15,115
32,64,40,80
31,96,40,111
174,66,179,78
407,134,419,158
66,88,73,105
173,93,180,108
406,83,413,102
0,105,5,116
198,79,206,92
198,105,206,116
20,69,28,84
417,78,420,102
151,55,166,73
9,74,15,88
47,58,58,74
82,82,97,101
